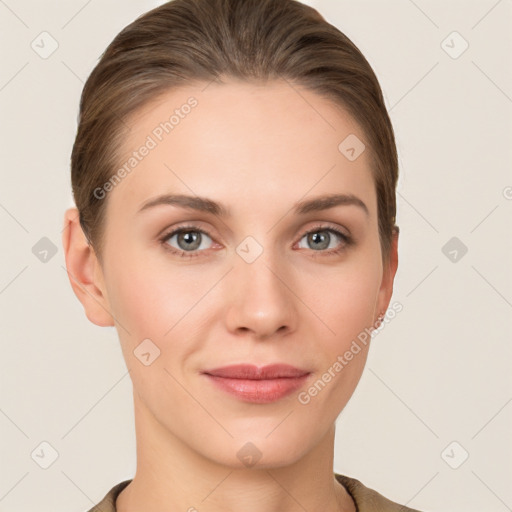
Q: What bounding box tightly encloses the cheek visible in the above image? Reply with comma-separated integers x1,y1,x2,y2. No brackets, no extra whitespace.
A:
107,270,165,338
299,256,382,341
297,261,381,416
104,252,214,343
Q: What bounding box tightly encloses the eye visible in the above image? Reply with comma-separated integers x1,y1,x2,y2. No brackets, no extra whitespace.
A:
160,225,215,258
159,223,353,259
296,225,352,256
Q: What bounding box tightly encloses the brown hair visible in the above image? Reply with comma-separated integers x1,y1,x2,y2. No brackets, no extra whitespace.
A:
71,0,399,266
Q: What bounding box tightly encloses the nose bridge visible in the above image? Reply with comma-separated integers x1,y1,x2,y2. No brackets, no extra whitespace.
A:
224,239,296,337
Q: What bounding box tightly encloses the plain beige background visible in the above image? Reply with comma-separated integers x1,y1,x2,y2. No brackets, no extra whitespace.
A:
0,0,511,511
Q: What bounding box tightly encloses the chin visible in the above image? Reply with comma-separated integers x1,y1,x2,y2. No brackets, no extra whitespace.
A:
197,430,313,470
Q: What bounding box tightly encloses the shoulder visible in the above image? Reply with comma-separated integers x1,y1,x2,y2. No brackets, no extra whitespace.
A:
88,475,427,512
85,480,131,512
335,473,426,512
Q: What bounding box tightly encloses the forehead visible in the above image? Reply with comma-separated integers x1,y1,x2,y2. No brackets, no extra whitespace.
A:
107,79,376,220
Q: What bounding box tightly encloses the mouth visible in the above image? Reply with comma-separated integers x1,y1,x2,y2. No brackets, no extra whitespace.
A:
202,363,311,379
201,364,312,403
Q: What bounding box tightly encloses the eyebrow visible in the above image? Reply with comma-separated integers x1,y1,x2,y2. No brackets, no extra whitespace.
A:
137,193,369,217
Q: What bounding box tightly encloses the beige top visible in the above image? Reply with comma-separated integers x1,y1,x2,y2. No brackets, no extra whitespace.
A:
86,473,424,512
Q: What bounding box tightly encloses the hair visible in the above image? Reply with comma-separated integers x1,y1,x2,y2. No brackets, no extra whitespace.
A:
71,0,399,266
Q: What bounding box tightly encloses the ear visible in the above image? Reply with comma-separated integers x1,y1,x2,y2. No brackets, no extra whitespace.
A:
62,207,114,327
375,227,399,322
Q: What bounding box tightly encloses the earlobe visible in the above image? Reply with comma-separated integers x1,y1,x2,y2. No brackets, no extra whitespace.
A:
62,207,115,327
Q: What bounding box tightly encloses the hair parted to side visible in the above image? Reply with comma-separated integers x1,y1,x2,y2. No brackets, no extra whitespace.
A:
71,0,399,266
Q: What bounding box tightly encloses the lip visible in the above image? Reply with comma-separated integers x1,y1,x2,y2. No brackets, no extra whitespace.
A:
202,363,310,379
201,364,312,404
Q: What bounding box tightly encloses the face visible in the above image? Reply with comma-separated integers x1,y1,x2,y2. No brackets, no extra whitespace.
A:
87,79,397,468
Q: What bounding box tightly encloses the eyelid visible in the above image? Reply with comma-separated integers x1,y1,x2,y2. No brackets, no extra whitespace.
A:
301,221,351,239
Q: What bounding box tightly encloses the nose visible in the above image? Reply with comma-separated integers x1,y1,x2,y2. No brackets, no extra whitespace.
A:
224,253,297,340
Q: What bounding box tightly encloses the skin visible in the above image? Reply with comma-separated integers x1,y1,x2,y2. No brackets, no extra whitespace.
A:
62,79,398,512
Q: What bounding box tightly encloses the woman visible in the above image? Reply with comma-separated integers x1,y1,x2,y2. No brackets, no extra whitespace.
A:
62,0,421,510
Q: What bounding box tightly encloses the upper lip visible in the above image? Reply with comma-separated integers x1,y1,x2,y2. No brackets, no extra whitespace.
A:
202,364,311,379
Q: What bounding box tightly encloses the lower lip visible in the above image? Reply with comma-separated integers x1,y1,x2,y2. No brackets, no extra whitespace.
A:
203,374,310,403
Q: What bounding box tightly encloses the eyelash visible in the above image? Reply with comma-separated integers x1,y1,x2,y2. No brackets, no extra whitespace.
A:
158,223,353,259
